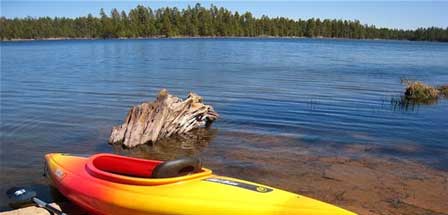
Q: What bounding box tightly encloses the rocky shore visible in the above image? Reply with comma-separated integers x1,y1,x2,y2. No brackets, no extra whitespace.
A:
2,131,447,215
116,131,448,215
0,204,60,215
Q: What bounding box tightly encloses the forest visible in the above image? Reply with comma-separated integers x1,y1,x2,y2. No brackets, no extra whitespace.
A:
1,4,447,42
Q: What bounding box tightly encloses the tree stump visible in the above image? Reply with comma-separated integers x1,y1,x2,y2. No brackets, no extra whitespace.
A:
108,89,219,148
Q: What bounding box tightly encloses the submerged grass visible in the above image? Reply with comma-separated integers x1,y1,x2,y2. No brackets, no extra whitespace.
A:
437,85,448,98
404,81,439,102
392,81,447,111
401,81,447,104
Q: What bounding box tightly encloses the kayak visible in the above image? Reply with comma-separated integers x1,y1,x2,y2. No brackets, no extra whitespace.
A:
45,153,356,215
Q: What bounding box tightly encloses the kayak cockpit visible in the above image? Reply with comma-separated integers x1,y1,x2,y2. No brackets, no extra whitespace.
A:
85,153,212,185
91,154,162,178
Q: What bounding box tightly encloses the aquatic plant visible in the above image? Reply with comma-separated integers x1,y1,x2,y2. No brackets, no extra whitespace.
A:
437,85,448,98
403,81,439,103
392,81,447,111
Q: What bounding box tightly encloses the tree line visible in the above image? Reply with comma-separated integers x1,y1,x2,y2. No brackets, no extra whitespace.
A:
1,4,447,42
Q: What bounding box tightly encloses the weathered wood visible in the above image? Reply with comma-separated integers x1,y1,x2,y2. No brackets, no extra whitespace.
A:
0,202,87,215
0,203,61,215
109,89,218,148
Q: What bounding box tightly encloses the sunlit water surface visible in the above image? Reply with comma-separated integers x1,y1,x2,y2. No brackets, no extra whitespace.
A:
1,38,448,210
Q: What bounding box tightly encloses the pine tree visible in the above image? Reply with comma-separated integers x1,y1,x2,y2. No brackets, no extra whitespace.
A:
1,4,447,42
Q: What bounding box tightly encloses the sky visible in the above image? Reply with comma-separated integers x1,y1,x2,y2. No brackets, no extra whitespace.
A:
1,1,447,30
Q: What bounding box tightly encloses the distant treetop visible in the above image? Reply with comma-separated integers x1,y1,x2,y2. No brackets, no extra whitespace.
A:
1,4,447,42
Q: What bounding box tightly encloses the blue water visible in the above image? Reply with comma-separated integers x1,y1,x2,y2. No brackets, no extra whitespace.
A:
1,38,448,209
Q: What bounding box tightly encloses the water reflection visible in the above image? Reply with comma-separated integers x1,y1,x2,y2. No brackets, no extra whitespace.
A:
390,96,438,112
112,128,217,160
2,39,448,211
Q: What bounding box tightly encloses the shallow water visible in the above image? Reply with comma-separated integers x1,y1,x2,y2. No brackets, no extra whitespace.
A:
1,38,448,211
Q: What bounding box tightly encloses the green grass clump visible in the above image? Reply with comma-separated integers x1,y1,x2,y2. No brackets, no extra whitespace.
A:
404,81,439,102
437,85,448,98
394,81,448,110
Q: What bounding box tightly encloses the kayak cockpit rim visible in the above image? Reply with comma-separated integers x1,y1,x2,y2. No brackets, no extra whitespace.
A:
85,153,212,186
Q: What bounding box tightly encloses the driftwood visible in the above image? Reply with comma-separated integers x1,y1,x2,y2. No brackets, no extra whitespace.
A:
109,89,218,148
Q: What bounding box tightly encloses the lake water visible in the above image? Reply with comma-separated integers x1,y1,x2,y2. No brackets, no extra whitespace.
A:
1,38,448,210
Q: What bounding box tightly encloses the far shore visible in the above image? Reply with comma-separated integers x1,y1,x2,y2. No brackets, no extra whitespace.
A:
1,36,443,43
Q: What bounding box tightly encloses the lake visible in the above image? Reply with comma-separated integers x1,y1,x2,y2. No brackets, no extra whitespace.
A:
1,38,448,211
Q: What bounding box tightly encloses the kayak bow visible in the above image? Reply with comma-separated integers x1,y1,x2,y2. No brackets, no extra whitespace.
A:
45,153,356,215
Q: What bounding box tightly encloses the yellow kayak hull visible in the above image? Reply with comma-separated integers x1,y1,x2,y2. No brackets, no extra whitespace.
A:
45,153,356,215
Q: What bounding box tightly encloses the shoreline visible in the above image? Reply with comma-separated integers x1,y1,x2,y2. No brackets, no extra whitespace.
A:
3,144,447,215
1,131,447,215
1,36,445,43
112,131,448,215
202,132,448,215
